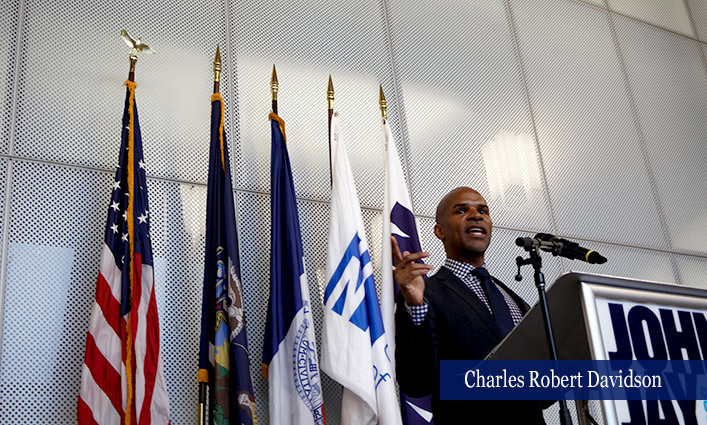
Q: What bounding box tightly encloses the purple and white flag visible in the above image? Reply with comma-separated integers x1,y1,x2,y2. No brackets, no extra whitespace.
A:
381,120,434,424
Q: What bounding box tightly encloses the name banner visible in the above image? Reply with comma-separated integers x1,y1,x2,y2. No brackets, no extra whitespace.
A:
440,360,707,400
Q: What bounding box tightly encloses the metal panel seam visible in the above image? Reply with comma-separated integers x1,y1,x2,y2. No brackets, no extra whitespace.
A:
225,0,237,194
379,0,417,215
605,10,683,285
6,0,24,158
3,152,393,217
0,0,26,371
503,0,561,241
681,0,707,75
571,0,611,12
0,161,14,369
224,0,248,290
0,153,205,187
605,0,707,46
682,0,701,38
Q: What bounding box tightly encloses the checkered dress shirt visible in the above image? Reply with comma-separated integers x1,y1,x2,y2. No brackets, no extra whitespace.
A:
407,258,523,325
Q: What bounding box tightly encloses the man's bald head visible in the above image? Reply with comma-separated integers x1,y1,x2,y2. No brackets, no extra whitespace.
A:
435,187,482,224
433,187,492,266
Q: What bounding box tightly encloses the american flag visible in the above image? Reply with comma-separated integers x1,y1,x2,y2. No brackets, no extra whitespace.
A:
78,80,171,425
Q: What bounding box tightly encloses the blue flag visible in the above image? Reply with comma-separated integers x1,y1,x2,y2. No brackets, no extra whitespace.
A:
262,113,324,425
198,93,257,425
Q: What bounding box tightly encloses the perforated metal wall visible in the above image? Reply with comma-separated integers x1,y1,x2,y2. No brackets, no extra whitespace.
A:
386,0,557,234
677,254,707,289
563,241,677,283
614,14,707,256
13,0,229,183
608,0,695,37
1,0,707,424
511,0,667,250
580,0,605,7
1,162,112,424
0,159,5,237
230,0,401,210
147,179,208,425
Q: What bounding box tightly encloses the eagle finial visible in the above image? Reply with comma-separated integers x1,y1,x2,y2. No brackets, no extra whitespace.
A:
120,29,156,59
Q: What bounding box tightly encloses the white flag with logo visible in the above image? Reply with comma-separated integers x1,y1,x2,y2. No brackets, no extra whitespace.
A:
322,112,402,425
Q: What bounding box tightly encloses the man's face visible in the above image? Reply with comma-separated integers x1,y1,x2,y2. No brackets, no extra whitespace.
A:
434,188,492,264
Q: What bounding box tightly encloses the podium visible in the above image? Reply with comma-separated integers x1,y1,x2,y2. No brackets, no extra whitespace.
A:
486,272,707,425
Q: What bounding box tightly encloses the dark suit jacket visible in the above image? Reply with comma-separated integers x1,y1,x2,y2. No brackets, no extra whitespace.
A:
395,266,547,424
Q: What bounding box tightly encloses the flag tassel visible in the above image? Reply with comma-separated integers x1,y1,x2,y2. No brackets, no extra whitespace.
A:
123,79,137,425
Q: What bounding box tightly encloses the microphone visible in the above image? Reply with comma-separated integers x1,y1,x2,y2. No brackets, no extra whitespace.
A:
515,233,607,264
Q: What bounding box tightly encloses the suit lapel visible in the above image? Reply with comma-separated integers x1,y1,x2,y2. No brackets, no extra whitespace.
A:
435,267,507,340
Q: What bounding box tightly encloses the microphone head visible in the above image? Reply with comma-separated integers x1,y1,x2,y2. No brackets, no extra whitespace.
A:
516,237,534,249
587,251,607,264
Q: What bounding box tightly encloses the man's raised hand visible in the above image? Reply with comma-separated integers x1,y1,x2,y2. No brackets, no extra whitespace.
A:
391,235,434,306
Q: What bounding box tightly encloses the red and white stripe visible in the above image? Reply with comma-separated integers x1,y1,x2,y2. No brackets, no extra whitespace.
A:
78,243,171,425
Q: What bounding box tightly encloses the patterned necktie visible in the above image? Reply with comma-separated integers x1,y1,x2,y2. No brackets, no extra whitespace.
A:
472,267,515,335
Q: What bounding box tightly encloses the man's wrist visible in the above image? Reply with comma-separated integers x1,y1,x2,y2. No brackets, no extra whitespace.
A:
401,290,425,306
405,298,429,325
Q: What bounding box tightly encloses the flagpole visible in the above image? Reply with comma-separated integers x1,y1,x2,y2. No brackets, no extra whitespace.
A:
379,85,387,125
327,75,334,187
197,45,222,425
271,65,278,115
198,380,207,425
128,52,137,82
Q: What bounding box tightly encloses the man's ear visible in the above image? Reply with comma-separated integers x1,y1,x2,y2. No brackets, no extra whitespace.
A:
434,223,444,241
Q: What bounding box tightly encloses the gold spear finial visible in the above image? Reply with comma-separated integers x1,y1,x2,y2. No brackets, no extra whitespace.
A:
271,65,279,114
213,45,222,93
271,65,279,100
214,45,222,82
327,75,335,110
379,85,387,122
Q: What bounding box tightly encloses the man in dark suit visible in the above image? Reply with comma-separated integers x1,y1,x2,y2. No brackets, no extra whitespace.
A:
393,186,547,424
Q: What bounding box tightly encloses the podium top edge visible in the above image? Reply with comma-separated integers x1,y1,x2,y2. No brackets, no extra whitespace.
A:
555,271,707,298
